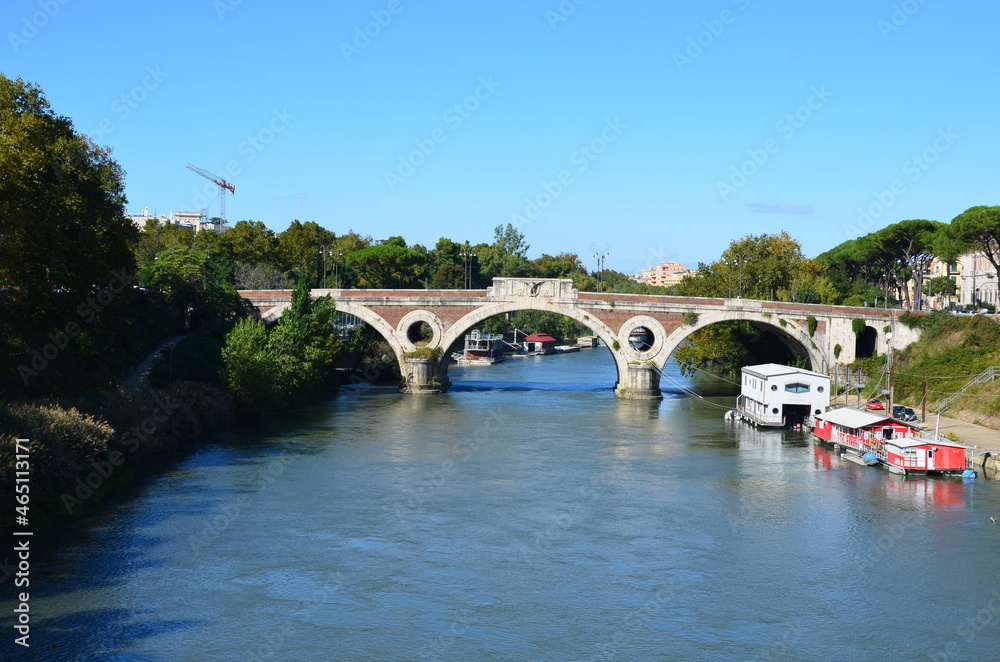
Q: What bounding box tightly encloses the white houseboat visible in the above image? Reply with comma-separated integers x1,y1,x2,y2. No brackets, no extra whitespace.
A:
735,363,831,428
453,329,506,365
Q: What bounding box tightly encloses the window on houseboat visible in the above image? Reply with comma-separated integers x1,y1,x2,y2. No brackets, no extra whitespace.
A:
882,428,893,440
785,383,810,393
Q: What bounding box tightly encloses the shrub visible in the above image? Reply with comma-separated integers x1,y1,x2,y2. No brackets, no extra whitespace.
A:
682,312,699,326
852,319,866,336
403,347,442,360
834,343,842,359
807,315,817,337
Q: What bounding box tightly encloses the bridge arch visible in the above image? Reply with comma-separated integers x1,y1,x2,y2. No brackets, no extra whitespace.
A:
658,310,826,374
439,300,628,391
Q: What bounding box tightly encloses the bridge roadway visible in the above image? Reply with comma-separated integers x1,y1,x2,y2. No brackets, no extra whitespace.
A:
239,277,918,399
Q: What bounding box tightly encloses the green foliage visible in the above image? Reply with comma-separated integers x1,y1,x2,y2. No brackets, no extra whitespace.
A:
807,315,817,337
834,343,842,359
277,220,335,286
948,205,1000,279
139,245,244,330
673,321,801,377
683,312,699,326
612,340,620,351
148,333,225,387
403,347,442,359
841,295,865,307
480,223,531,278
221,280,342,414
216,220,284,270
346,241,424,288
852,319,866,336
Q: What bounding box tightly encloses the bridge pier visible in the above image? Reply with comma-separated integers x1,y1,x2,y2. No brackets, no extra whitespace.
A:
614,363,663,400
401,358,449,395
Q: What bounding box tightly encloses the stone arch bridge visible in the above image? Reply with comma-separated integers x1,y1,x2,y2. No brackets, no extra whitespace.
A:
239,278,919,399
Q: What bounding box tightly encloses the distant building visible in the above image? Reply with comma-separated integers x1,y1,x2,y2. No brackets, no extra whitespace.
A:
128,207,228,234
523,333,557,354
959,251,998,308
925,256,962,309
639,262,693,288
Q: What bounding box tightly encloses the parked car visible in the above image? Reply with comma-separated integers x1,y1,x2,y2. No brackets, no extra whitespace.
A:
892,405,917,422
866,398,885,411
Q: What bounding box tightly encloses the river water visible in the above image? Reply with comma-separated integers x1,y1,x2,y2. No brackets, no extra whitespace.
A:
5,348,1000,661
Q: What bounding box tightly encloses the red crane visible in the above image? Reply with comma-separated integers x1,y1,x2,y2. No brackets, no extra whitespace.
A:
186,163,235,224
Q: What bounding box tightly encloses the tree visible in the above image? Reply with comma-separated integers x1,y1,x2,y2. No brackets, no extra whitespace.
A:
480,224,530,278
216,220,284,270
277,220,334,285
0,75,137,318
346,241,424,288
221,279,341,413
949,206,1000,282
139,245,243,330
531,253,585,278
871,219,945,310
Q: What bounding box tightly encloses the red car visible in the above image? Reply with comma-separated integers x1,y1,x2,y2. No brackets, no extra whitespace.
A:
866,398,885,411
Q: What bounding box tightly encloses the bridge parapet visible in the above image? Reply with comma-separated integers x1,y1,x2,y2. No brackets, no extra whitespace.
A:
487,278,577,302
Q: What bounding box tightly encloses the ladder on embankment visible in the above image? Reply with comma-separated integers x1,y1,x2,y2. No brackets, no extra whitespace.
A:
938,367,999,413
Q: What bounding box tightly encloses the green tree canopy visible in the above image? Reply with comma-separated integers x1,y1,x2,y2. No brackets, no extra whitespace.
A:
0,74,137,317
277,220,335,286
949,205,1000,281
346,241,424,288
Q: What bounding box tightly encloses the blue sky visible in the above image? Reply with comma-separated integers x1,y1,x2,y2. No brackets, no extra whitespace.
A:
5,0,998,274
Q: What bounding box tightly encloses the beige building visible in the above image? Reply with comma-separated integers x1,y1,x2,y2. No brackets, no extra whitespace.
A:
639,262,692,287
129,207,228,234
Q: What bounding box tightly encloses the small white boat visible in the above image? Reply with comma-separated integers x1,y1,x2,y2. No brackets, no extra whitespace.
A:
842,452,879,466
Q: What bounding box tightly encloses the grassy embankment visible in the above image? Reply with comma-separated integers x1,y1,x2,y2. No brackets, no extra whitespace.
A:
853,312,1000,430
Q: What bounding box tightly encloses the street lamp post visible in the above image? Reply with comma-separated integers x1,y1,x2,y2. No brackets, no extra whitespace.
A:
734,254,745,299
319,244,331,288
461,247,476,289
594,250,609,293
334,251,343,289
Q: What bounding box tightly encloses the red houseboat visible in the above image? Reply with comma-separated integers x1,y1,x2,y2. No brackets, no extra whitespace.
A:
883,436,972,476
812,407,973,476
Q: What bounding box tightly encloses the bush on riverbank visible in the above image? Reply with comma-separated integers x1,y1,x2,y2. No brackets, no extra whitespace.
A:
0,382,232,536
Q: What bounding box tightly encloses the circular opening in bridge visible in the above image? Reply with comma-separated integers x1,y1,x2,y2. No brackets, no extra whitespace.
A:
628,326,655,352
407,321,434,346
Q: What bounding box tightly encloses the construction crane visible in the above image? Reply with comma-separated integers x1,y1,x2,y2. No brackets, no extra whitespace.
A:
186,163,235,224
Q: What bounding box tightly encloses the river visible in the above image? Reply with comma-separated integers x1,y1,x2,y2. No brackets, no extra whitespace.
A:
4,348,1000,661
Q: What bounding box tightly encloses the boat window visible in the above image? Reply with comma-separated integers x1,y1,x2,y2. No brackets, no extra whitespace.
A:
817,386,824,393
771,385,778,391
882,428,894,440
785,383,810,393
